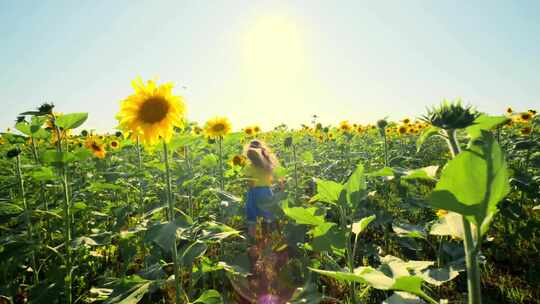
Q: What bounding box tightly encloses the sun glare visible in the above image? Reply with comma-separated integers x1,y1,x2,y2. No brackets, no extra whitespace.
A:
242,15,305,83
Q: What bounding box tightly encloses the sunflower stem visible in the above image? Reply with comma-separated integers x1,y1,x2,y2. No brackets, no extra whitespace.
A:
445,129,482,304
55,124,72,304
163,142,182,304
136,136,144,211
218,137,224,190
15,151,38,285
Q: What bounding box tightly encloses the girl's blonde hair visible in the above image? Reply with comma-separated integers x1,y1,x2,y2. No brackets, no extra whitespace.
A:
244,139,279,172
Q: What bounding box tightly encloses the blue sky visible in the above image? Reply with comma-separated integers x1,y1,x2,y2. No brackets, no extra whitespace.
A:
1,1,539,132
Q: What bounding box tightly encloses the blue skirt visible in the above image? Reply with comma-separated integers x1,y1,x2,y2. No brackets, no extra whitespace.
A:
245,187,274,224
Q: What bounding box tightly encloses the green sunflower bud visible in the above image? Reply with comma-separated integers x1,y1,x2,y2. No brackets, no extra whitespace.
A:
422,99,479,130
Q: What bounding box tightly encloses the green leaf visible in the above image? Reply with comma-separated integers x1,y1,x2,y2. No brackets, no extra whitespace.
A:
311,179,343,205
416,126,440,152
310,222,346,252
200,221,242,241
179,241,208,267
308,267,367,284
200,154,219,168
103,276,151,304
41,150,75,165
15,122,32,135
311,255,434,298
191,289,223,304
430,211,467,240
55,112,88,130
352,215,376,235
427,131,510,236
383,292,425,304
144,222,182,253
367,167,395,177
273,166,288,178
419,266,460,286
392,223,426,239
466,115,509,139
402,166,438,181
301,151,314,164
283,206,326,226
31,167,55,181
343,163,366,206
0,202,24,218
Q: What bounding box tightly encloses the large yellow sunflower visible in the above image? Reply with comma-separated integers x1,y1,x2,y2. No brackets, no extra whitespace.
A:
204,117,232,138
85,136,106,159
338,121,352,133
117,78,186,146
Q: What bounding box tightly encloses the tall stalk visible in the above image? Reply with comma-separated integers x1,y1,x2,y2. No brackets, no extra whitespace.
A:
382,131,388,166
292,144,299,202
163,142,181,304
217,137,224,190
136,136,144,210
15,152,38,285
445,129,482,304
54,125,72,304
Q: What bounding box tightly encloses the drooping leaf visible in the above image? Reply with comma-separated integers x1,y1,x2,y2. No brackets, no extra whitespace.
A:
191,289,223,304
102,275,151,304
352,215,376,235
416,126,440,152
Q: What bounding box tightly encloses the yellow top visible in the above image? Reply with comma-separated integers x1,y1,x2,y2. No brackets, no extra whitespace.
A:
243,164,273,187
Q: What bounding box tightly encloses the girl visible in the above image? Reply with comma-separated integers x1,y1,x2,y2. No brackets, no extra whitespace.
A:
243,139,281,239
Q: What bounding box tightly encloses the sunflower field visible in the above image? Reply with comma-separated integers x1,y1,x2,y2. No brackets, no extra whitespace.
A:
0,79,539,304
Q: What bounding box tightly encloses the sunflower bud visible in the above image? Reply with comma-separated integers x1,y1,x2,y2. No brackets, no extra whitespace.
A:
115,131,123,138
16,116,26,123
38,103,55,115
284,136,293,148
6,148,21,158
422,99,479,130
81,130,89,137
376,119,388,137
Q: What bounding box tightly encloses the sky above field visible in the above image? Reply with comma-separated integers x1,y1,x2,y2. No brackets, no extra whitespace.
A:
1,1,539,132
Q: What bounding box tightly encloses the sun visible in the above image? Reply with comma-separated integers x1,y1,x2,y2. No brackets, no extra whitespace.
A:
242,15,305,83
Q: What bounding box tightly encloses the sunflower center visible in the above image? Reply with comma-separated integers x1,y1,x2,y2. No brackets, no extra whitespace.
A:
212,123,225,132
91,142,101,151
139,97,170,124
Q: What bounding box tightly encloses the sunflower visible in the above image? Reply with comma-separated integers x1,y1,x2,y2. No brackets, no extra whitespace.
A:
192,126,203,135
231,154,247,167
436,209,448,218
85,136,106,159
356,125,364,134
253,125,261,134
244,126,254,136
385,128,392,135
398,126,408,135
520,127,532,136
529,109,537,116
328,133,335,140
204,117,232,138
402,118,411,125
519,112,532,123
315,123,323,131
339,121,352,133
117,77,186,146
506,107,513,115
110,140,120,149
